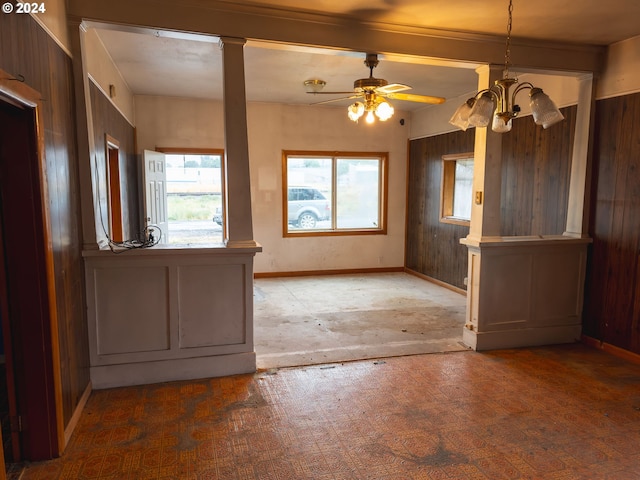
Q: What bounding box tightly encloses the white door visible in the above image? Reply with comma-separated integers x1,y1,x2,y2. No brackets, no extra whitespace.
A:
143,150,168,244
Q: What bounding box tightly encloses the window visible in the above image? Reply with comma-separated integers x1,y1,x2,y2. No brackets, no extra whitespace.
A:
158,148,224,244
441,152,473,225
283,151,387,236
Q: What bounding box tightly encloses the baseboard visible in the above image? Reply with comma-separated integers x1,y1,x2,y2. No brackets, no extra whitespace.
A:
404,268,467,296
254,267,404,278
581,335,640,365
90,351,256,389
64,380,92,448
464,324,582,351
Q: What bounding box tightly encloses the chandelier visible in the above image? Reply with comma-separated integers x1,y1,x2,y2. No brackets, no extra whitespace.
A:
449,0,564,133
347,92,394,124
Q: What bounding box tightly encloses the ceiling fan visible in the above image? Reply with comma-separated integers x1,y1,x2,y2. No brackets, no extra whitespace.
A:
306,53,446,123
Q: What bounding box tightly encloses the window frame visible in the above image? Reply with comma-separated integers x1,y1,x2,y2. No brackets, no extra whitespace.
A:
440,152,474,226
282,150,388,237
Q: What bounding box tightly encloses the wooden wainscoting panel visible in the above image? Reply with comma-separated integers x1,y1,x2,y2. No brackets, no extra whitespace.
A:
500,105,577,237
1,10,91,456
405,130,473,290
583,92,640,354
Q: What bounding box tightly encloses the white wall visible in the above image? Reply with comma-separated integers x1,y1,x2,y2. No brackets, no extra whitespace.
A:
135,96,410,273
27,0,70,53
249,102,409,273
597,35,640,99
135,95,225,151
84,28,136,124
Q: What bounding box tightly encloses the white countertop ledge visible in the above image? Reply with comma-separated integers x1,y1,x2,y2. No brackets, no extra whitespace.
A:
82,243,263,257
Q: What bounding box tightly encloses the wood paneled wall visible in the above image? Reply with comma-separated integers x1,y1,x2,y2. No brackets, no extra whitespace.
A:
583,92,640,354
406,106,576,290
406,130,474,289
0,10,90,429
89,81,140,239
501,106,577,236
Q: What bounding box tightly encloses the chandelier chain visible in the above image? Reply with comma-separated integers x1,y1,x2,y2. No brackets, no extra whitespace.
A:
504,0,513,78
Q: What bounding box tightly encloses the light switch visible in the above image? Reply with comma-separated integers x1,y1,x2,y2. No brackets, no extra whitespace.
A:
475,191,483,205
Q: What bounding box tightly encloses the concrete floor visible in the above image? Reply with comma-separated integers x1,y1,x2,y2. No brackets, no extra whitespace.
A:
254,272,469,369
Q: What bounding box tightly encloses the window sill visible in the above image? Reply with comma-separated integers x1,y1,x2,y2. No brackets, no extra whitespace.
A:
440,216,470,227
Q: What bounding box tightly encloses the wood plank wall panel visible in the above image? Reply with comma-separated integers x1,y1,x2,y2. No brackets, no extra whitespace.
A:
0,9,90,429
406,130,474,289
500,105,577,236
406,107,575,290
89,81,140,240
583,92,640,354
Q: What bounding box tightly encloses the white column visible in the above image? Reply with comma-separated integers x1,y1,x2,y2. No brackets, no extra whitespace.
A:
68,19,101,249
219,37,258,248
564,74,595,237
467,65,504,241
461,66,591,351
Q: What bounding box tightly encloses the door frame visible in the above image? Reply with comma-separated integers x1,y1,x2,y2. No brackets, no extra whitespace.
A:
0,70,65,459
106,134,123,242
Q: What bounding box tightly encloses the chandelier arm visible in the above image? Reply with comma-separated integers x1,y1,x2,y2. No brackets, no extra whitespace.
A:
474,88,500,103
511,82,534,102
510,82,535,111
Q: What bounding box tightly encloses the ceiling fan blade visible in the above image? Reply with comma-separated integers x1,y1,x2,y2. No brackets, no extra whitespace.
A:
386,92,446,104
307,91,358,95
310,94,361,105
376,83,412,94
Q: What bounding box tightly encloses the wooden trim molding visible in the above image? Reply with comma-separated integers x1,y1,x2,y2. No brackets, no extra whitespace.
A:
440,152,473,227
281,150,389,237
581,335,640,365
404,268,468,296
105,134,123,243
63,381,92,447
0,69,65,455
254,267,404,279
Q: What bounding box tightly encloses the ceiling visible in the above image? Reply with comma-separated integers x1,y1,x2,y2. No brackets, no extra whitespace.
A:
93,0,640,111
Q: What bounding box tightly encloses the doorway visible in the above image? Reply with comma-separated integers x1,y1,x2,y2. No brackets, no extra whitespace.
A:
106,135,123,243
0,79,63,465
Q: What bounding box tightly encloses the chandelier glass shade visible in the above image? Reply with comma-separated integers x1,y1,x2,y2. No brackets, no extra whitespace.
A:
449,0,564,133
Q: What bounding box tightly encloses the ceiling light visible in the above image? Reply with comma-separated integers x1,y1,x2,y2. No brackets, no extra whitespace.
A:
375,100,394,121
449,0,564,133
365,111,375,124
304,79,327,93
348,92,395,123
348,102,365,121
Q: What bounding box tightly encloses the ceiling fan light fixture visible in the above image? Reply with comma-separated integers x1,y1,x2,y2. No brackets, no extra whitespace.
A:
310,52,443,125
304,79,327,93
448,0,564,134
375,100,394,121
365,110,376,124
348,102,365,122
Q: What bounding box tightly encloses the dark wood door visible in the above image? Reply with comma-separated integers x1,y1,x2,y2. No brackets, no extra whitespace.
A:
0,98,59,461
0,190,20,464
